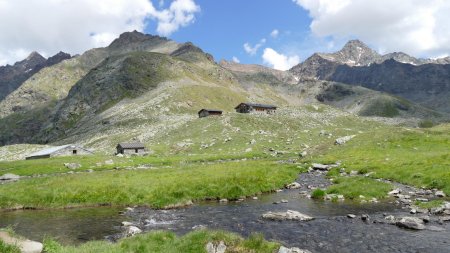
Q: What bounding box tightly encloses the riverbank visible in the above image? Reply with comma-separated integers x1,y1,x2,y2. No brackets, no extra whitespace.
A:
0,159,302,210
42,230,282,253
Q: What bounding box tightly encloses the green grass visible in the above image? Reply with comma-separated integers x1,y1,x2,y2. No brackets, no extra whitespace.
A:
311,189,326,199
326,177,392,200
414,200,444,209
43,230,280,253
315,124,450,196
0,227,21,253
0,153,263,177
0,240,20,253
0,160,299,209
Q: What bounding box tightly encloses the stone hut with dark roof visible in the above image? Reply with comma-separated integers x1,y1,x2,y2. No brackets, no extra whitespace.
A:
235,103,277,114
198,109,223,118
116,142,146,155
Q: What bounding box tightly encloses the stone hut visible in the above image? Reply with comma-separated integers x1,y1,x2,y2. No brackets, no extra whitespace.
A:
198,109,223,118
25,144,93,160
116,142,146,155
235,103,277,114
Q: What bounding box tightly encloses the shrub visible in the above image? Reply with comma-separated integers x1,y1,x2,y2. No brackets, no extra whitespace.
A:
311,189,326,199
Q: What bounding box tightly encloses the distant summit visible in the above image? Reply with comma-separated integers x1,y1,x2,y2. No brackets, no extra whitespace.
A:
289,39,450,114
0,51,71,100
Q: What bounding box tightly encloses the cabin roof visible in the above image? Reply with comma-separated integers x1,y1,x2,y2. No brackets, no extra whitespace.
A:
27,144,91,157
234,103,277,109
198,109,223,113
117,142,146,149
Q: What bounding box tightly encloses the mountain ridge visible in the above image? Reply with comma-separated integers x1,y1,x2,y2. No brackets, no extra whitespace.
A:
0,51,71,101
0,31,448,148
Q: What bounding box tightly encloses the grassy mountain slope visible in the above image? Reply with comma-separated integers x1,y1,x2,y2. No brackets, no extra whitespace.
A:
314,82,445,120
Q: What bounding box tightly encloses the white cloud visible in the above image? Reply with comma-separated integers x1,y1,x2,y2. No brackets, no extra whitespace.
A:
262,48,300,71
0,0,200,65
270,29,279,38
293,0,450,57
149,0,200,36
232,56,240,63
243,38,266,55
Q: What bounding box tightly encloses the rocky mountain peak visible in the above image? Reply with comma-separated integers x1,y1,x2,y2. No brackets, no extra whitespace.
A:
46,51,72,66
341,40,372,52
332,40,380,66
20,51,46,67
108,30,167,49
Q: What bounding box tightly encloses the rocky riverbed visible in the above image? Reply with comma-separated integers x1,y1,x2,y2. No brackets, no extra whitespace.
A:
116,168,450,253
1,169,450,252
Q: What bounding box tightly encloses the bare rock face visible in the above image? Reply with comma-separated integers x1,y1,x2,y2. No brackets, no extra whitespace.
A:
262,210,314,221
0,51,72,100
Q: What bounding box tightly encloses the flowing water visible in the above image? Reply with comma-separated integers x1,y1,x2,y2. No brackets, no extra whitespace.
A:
0,207,124,245
1,186,449,252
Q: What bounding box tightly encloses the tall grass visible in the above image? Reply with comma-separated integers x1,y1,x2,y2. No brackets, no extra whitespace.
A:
44,230,280,253
317,124,450,195
0,160,299,209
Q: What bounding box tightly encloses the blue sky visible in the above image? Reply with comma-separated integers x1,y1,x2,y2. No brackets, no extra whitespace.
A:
156,0,323,66
0,0,449,67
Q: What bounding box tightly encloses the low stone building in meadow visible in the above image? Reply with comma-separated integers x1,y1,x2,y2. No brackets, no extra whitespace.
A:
198,109,223,118
116,142,146,155
25,144,93,160
235,103,277,114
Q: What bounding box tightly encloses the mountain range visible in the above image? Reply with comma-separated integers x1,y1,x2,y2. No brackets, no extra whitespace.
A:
290,40,450,113
0,31,448,149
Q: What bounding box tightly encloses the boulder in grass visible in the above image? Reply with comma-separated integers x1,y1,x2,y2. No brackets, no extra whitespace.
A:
311,163,330,171
0,173,20,181
335,135,356,145
0,231,43,253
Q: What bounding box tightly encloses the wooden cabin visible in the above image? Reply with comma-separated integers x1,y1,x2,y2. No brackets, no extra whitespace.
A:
198,109,223,118
26,145,93,160
235,103,277,114
116,142,146,155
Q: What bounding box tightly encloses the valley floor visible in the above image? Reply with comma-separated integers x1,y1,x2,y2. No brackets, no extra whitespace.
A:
0,120,448,252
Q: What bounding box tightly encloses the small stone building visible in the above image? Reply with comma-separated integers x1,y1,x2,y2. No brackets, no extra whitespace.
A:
198,109,223,118
26,144,93,160
235,103,277,114
116,142,146,155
